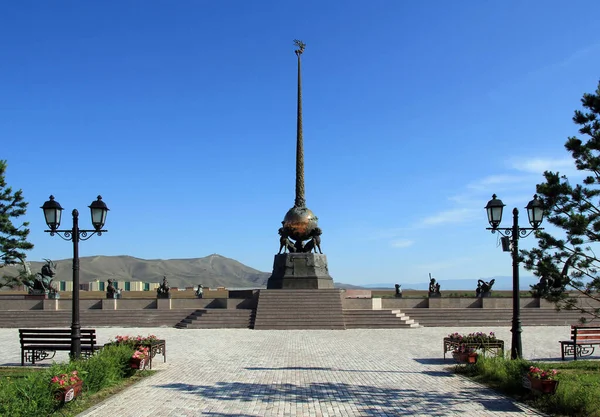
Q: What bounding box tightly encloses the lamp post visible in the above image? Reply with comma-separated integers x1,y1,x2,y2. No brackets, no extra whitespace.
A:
485,194,543,359
41,195,109,360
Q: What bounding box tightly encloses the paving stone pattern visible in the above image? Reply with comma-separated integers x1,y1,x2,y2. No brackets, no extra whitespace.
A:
0,326,575,416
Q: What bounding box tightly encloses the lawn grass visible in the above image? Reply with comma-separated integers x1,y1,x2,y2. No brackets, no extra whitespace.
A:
0,366,155,416
453,356,600,417
0,366,45,379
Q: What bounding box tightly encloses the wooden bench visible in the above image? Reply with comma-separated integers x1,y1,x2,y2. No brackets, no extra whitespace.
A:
443,337,504,359
560,325,600,360
19,329,100,366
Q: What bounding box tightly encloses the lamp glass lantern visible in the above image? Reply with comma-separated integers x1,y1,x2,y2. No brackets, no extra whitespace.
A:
526,194,544,228
89,195,109,230
41,195,64,231
485,194,505,228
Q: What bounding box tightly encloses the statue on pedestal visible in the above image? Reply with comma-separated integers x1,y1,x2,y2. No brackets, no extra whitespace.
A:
106,279,116,299
23,259,58,297
531,275,550,298
266,40,334,290
157,276,170,298
278,227,295,254
395,284,402,298
476,279,495,298
428,274,441,297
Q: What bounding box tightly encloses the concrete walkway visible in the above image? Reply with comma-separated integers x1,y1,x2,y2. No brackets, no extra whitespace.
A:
1,326,574,416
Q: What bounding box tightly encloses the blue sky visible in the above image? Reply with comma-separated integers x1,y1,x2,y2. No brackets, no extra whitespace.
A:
2,1,600,286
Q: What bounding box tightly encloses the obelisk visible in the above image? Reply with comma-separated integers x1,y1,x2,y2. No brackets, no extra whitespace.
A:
267,40,334,289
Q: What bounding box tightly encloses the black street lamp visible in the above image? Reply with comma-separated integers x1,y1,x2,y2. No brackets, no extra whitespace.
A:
485,194,543,359
41,195,109,360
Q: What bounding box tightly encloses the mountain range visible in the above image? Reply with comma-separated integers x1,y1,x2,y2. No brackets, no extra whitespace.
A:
2,254,540,291
2,254,271,289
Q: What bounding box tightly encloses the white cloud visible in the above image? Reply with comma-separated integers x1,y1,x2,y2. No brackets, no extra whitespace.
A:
489,43,600,101
508,157,576,175
535,43,600,74
420,208,479,227
466,174,529,192
390,239,414,248
367,228,408,240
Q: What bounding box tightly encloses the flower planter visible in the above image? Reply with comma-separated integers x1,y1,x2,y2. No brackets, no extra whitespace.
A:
528,376,559,394
54,380,83,403
129,357,147,370
452,352,478,364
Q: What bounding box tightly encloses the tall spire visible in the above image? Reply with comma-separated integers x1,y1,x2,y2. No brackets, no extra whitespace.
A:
294,39,306,208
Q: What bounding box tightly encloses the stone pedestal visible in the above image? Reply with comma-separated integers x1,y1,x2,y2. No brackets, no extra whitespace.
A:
267,253,334,289
157,298,172,310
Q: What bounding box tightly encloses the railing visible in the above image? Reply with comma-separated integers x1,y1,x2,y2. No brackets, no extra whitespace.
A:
443,337,505,359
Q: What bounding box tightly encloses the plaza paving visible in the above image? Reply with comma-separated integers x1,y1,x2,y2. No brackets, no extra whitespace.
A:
0,326,573,416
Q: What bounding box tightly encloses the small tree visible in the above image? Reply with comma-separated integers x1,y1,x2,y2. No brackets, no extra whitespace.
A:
522,80,600,322
0,160,34,280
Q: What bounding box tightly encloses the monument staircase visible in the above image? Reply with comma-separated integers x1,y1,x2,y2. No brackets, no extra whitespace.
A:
0,303,590,330
343,309,419,329
0,309,193,328
174,309,254,329
253,289,345,330
403,308,586,327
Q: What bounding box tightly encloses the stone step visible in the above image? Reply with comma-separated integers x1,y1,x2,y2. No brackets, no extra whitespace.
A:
255,325,346,330
252,318,345,323
174,309,255,329
344,311,409,317
342,309,419,328
183,323,251,329
344,319,416,326
254,289,344,330
345,323,419,329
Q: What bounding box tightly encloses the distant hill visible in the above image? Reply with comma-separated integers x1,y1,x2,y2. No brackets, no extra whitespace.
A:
2,254,271,289
1,254,361,289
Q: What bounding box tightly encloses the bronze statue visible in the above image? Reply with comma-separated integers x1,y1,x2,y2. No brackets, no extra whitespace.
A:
294,39,306,56
106,279,116,298
157,276,170,296
428,274,441,297
303,227,322,254
23,259,57,295
395,284,402,297
195,284,204,298
531,275,551,298
428,277,436,294
476,279,495,297
278,227,296,254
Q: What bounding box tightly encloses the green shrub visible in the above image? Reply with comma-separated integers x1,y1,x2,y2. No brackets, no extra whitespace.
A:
0,344,135,416
78,344,135,392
